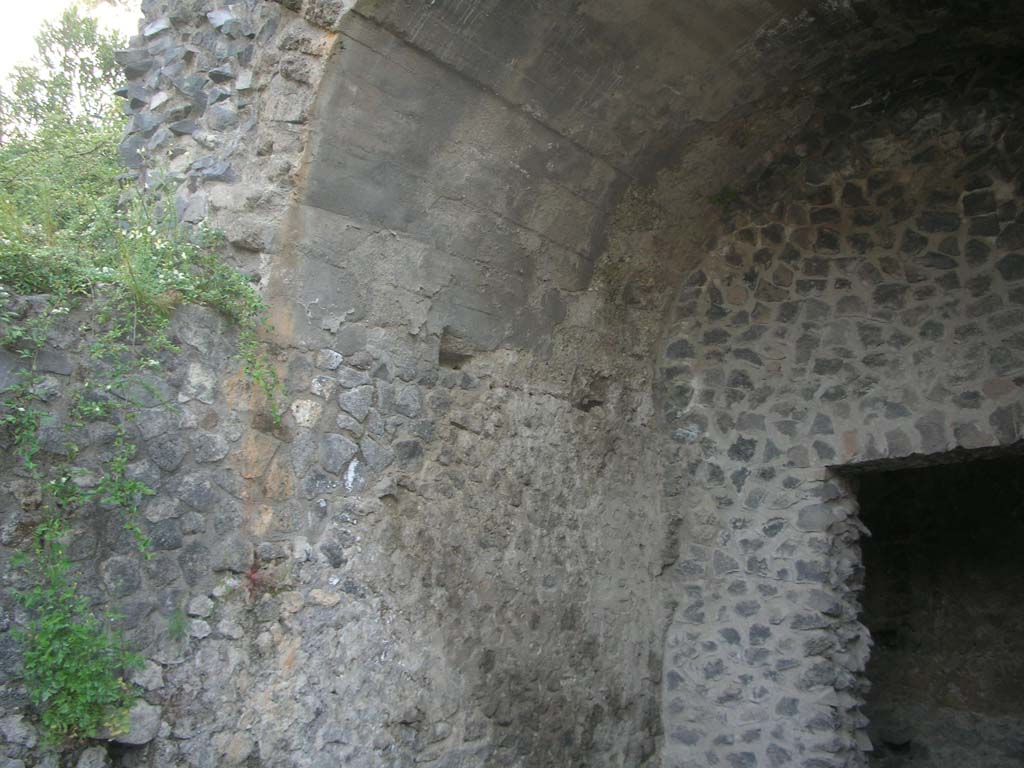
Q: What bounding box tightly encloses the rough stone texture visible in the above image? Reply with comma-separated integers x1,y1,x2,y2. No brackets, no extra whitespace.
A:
1,1,1024,767
657,27,1024,768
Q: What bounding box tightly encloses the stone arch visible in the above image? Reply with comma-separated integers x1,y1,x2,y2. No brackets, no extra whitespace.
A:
657,29,1024,768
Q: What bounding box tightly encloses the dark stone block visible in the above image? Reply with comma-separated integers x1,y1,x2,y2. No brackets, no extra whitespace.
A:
877,185,906,207
777,302,800,323
804,160,830,185
868,172,892,196
755,282,787,302
860,325,884,348
714,551,741,575
795,561,828,583
795,279,827,295
863,351,895,368
996,253,1024,282
812,440,835,460
753,247,774,268
929,188,959,207
719,628,741,645
207,64,234,83
997,222,1024,251
965,173,993,191
806,185,834,206
812,358,843,376
915,412,948,453
685,270,707,287
963,189,997,216
762,223,784,244
810,207,840,225
727,751,757,768
115,48,155,79
815,228,840,253
735,600,760,617
780,244,802,264
855,263,884,288
899,229,927,255
846,232,873,253
168,119,198,136
733,349,762,367
802,257,829,277
920,320,944,340
147,519,184,551
915,251,957,270
149,434,188,472
953,391,982,409
969,214,1000,236
911,284,935,301
852,209,880,228
873,283,909,309
989,403,1022,444
966,294,1002,318
763,440,782,462
841,183,867,207
770,745,790,768
728,371,753,390
728,437,757,462
666,338,695,358
703,328,729,345
916,211,961,232
811,414,834,435
962,126,991,153
990,309,1024,331
178,542,210,586
937,235,960,257
965,238,991,265
130,110,164,136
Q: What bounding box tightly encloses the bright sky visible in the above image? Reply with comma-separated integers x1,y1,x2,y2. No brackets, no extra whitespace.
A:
0,1,140,81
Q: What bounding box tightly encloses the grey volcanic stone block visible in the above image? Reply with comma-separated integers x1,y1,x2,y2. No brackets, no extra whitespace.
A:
321,433,357,474
104,702,161,745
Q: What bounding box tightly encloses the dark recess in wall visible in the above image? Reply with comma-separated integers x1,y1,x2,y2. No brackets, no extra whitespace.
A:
856,452,1024,767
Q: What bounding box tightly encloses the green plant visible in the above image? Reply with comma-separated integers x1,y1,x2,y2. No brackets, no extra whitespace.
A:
0,376,46,475
1,8,280,420
12,518,141,743
167,606,189,643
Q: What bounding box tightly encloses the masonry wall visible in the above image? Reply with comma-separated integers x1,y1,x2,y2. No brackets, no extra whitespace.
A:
2,2,1024,768
658,39,1024,768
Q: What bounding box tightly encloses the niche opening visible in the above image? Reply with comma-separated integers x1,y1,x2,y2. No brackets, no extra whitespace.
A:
855,451,1024,767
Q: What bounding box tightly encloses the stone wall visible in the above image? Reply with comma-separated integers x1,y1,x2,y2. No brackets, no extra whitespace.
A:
2,1,1024,767
658,35,1024,768
12,1,677,765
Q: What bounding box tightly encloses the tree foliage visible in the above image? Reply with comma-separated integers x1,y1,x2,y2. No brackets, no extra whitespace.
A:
0,6,124,140
0,6,126,297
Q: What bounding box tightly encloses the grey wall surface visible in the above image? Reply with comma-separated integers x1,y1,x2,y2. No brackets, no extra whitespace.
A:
2,1,1024,767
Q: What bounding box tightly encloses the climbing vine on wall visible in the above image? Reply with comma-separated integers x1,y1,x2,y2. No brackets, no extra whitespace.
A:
0,5,280,743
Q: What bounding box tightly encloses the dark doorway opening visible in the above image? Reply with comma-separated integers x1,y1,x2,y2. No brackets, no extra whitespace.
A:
856,452,1024,767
